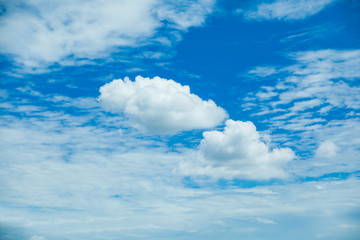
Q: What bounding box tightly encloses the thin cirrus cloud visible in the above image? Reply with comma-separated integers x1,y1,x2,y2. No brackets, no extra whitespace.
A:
241,0,336,21
179,119,295,180
99,76,228,134
0,0,214,72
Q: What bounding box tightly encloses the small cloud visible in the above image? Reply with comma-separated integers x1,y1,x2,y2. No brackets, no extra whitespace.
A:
241,0,336,21
29,236,46,240
99,76,227,134
248,66,277,77
315,140,338,158
255,217,277,224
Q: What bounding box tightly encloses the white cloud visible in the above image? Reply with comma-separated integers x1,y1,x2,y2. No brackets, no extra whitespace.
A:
179,120,295,180
0,0,214,72
242,49,360,177
99,76,228,134
288,49,360,79
243,0,336,20
290,98,323,112
1,91,360,240
248,66,277,77
316,140,338,158
246,49,360,120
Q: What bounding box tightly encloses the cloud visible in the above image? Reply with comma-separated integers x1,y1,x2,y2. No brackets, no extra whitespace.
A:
245,49,360,121
242,0,335,21
179,119,295,180
242,49,360,176
1,86,360,240
29,236,46,240
316,140,339,158
99,76,228,134
248,66,277,77
0,0,214,72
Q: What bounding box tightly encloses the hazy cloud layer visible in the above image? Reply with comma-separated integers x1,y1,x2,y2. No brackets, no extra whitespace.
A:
99,76,228,134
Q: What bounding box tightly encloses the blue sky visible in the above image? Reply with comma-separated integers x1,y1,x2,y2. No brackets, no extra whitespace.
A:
0,0,360,239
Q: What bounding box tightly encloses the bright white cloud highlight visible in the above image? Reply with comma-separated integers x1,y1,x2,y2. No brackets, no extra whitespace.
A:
99,76,227,134
180,120,295,179
244,0,335,20
0,0,214,71
316,140,338,158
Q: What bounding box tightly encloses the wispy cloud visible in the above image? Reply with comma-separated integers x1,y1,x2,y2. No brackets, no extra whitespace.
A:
243,49,360,176
250,49,360,114
241,0,336,21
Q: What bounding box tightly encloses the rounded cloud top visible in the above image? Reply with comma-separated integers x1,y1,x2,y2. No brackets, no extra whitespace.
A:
99,76,227,134
179,120,295,180
200,120,295,179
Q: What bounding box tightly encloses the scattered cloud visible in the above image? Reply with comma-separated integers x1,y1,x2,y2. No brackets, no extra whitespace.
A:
179,119,295,180
245,49,360,121
99,76,228,134
1,1,359,239
242,49,360,176
242,0,336,21
0,0,214,72
0,98,359,238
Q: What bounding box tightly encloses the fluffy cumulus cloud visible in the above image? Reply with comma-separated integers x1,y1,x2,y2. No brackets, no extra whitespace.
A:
243,0,335,20
316,140,338,158
0,0,214,71
99,76,227,134
179,120,295,179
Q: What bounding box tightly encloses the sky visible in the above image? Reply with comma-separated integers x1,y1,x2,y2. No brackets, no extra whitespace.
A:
0,0,360,239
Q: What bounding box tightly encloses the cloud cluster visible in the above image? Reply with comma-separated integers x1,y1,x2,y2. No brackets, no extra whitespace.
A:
0,0,214,71
99,76,228,134
243,0,335,20
179,120,295,180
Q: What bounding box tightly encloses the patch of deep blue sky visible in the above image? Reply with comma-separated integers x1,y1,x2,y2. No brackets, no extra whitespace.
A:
0,1,359,174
